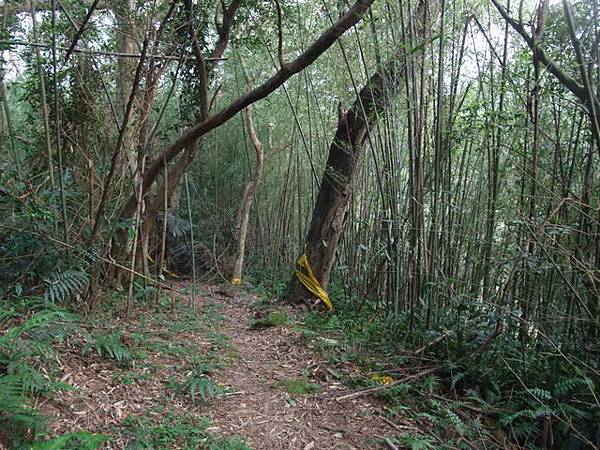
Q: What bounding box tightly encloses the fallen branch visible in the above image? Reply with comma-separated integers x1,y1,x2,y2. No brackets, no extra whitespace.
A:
414,331,452,355
335,367,440,402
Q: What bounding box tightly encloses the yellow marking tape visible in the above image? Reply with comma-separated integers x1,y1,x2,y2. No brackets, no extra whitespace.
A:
231,278,241,285
294,253,333,311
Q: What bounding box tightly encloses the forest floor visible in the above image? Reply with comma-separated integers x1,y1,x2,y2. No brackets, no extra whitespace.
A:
39,283,416,449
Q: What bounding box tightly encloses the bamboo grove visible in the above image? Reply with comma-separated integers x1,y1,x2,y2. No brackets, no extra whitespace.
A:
0,0,599,447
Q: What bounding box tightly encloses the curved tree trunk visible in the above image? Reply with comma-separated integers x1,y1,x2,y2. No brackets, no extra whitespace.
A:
286,57,405,305
285,0,431,306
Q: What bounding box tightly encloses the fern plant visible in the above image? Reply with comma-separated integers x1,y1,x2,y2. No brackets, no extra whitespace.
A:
82,332,134,365
0,374,42,437
0,306,74,364
0,300,76,445
43,270,88,303
169,365,224,404
187,376,223,403
159,211,192,238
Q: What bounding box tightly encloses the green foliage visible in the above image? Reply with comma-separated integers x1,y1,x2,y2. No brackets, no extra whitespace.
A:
0,299,77,446
0,374,42,437
250,310,290,329
160,210,192,238
185,375,223,403
397,433,436,450
272,378,321,395
82,331,134,365
43,270,89,303
0,181,92,299
29,432,108,450
121,413,250,450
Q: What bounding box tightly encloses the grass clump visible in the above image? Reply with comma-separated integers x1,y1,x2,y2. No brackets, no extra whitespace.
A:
272,377,321,395
121,413,249,450
250,310,289,329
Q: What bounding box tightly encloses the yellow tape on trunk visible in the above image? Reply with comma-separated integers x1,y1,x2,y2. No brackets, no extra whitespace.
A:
294,253,333,311
231,278,241,285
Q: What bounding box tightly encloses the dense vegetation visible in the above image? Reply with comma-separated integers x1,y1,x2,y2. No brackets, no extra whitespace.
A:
0,0,599,448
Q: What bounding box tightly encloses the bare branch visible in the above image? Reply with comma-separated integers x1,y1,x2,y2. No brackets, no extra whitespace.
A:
64,0,101,62
0,39,227,61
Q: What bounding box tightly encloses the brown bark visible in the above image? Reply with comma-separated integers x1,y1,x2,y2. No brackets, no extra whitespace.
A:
116,0,138,177
286,56,405,305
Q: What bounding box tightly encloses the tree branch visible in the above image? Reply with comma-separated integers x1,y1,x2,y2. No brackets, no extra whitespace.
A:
184,0,209,120
64,0,100,62
211,0,241,60
120,0,376,218
490,0,598,112
91,38,149,239
274,0,285,67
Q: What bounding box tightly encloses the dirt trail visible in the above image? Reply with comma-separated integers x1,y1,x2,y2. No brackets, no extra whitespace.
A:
42,285,396,449
204,289,396,449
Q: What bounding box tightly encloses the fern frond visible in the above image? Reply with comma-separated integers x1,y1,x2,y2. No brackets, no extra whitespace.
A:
82,332,133,365
159,211,192,238
0,374,40,431
43,270,89,303
527,387,552,401
553,377,588,398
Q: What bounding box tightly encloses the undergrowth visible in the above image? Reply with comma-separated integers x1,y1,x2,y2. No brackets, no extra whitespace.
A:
0,296,103,448
266,280,600,449
121,412,249,449
0,286,240,448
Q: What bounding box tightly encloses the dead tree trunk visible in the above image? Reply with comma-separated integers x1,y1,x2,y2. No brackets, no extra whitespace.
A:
285,57,405,306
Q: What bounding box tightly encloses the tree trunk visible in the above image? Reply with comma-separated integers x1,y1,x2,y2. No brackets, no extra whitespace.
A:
116,0,137,177
231,104,265,283
286,57,404,306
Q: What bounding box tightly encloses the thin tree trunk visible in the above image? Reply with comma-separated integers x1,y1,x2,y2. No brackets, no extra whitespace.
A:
116,0,138,177
231,95,265,283
30,0,54,188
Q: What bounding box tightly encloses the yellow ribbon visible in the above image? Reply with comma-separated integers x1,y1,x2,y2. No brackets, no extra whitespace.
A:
294,253,333,311
231,278,241,285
